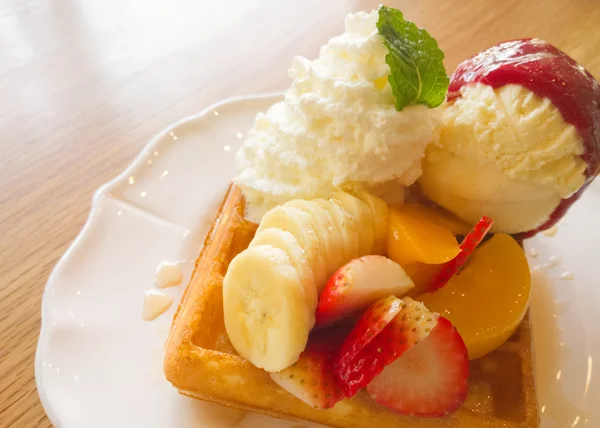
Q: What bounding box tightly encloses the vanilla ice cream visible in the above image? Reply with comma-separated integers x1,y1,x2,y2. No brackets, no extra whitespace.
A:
419,83,586,233
235,11,439,222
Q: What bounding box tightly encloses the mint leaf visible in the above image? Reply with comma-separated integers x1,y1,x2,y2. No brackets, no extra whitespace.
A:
377,6,449,110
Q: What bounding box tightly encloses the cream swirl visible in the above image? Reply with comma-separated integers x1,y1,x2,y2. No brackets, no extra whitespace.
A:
235,10,439,221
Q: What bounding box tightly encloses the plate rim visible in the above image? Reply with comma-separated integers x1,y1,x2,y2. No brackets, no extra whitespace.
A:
34,92,284,427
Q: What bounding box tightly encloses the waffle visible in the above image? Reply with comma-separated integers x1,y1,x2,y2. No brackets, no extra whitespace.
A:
164,184,539,428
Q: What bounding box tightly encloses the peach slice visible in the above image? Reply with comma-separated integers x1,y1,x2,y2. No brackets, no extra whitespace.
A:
387,206,460,266
389,203,471,236
402,263,442,297
418,234,531,360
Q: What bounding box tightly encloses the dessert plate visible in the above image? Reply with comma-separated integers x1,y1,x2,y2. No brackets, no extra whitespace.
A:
36,93,599,428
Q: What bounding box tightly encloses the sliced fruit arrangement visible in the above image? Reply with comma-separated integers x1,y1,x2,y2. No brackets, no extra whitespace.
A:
336,297,442,397
315,256,414,328
419,234,531,359
313,198,360,261
390,203,471,236
222,244,313,372
352,189,390,255
269,330,346,409
387,205,461,266
427,216,493,291
224,190,389,372
257,205,329,290
256,191,388,292
286,199,346,279
330,191,376,257
366,317,469,417
249,228,317,315
225,187,527,416
334,295,404,376
270,294,470,416
402,262,442,296
401,216,494,294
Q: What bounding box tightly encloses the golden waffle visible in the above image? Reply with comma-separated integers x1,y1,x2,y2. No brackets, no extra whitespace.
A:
164,184,539,428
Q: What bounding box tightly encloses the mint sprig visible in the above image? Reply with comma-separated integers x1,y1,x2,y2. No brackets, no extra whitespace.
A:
377,6,449,110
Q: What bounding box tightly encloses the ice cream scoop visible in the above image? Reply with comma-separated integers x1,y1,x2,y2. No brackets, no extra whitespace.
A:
419,38,600,236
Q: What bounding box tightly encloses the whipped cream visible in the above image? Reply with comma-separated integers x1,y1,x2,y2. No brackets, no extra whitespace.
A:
235,10,439,221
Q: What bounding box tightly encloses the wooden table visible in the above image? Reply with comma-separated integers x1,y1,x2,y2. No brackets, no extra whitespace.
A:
1,0,598,426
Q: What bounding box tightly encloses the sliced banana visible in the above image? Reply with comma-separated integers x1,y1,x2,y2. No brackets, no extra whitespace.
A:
314,198,360,261
250,227,317,314
330,191,375,256
353,190,390,255
256,205,328,288
285,200,346,283
223,244,312,372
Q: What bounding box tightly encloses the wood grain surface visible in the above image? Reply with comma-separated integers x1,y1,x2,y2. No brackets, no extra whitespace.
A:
1,0,599,426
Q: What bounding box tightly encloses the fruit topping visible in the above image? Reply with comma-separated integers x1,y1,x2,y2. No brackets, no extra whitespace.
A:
387,206,460,266
285,199,346,279
427,216,493,292
419,233,531,359
269,331,346,409
335,295,403,375
223,244,314,372
250,228,317,315
313,199,361,262
390,203,471,236
315,256,414,328
402,262,443,297
335,297,439,397
225,191,390,372
352,190,390,255
257,204,328,290
330,191,376,257
366,317,469,417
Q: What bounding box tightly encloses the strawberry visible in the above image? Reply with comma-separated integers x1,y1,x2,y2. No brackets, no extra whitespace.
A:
335,297,438,397
269,330,346,409
315,256,414,328
336,295,403,379
366,317,469,417
427,216,493,292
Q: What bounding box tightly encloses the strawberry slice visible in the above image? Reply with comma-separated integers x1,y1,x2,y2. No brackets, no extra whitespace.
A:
427,216,493,292
269,330,346,409
366,317,469,417
315,256,414,328
336,295,403,378
335,297,438,397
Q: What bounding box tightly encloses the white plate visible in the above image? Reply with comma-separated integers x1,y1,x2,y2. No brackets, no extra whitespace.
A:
36,93,599,428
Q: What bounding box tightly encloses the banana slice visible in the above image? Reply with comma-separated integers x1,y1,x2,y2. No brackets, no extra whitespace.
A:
353,190,390,255
314,199,360,261
250,228,317,314
256,205,328,288
223,244,312,372
285,200,346,283
330,191,375,256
